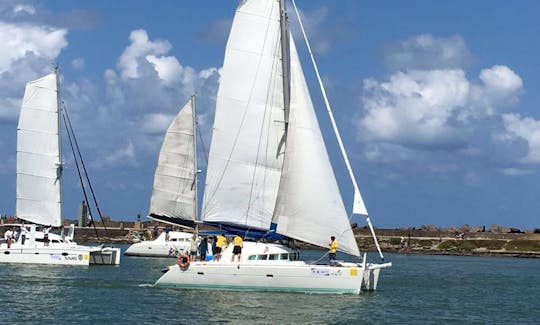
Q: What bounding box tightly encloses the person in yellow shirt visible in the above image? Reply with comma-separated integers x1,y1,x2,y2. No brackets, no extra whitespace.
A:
329,236,338,266
213,234,227,261
231,235,243,262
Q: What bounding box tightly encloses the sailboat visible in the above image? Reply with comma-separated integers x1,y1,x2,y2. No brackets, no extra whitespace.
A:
0,70,121,265
125,97,200,258
155,0,391,293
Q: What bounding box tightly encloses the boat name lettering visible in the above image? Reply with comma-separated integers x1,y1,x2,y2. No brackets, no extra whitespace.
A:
311,268,329,276
49,254,62,261
64,256,78,261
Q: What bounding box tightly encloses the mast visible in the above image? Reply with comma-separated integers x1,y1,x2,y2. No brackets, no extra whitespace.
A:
279,0,291,130
191,94,199,236
55,66,64,224
291,0,384,260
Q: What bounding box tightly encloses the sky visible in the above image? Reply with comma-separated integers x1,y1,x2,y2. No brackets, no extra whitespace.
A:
0,0,539,230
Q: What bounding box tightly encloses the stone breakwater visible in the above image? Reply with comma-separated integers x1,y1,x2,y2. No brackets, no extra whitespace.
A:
353,227,540,258
3,220,538,258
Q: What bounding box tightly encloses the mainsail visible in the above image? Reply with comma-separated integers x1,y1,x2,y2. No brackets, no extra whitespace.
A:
16,72,63,227
148,98,197,228
202,0,286,230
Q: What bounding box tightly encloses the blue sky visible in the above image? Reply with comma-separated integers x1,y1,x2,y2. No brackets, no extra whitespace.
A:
1,0,539,230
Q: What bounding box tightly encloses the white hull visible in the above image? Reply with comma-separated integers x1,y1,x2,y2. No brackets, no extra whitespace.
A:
0,225,120,265
0,245,120,266
155,242,391,294
124,231,193,257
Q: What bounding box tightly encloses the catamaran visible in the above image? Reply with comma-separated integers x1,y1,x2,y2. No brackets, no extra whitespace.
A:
155,0,391,294
125,98,199,258
0,70,120,266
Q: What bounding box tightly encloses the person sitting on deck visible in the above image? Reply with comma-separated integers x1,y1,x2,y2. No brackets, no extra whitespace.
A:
231,235,243,262
329,236,338,266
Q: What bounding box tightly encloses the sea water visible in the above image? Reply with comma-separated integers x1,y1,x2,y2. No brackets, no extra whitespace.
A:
0,246,538,324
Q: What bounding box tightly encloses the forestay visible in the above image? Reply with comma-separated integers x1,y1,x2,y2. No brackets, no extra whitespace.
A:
16,73,62,227
202,0,286,230
149,99,197,226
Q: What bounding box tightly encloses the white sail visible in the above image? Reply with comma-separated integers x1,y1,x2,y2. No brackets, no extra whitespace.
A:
202,0,286,230
149,99,197,225
273,36,360,257
16,72,62,227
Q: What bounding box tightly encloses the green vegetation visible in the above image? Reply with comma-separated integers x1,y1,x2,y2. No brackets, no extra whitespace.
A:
505,240,540,252
415,239,434,248
389,237,402,245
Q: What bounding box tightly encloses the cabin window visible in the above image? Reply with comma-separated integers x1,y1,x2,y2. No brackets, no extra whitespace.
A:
280,253,288,260
248,255,257,260
269,254,279,260
258,254,268,260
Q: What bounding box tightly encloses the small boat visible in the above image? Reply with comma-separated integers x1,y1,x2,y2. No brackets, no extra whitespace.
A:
0,70,120,265
124,230,194,258
125,97,200,258
155,0,391,294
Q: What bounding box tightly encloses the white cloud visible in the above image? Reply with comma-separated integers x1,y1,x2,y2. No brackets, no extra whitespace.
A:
71,57,85,70
289,5,352,55
92,141,136,169
118,29,172,80
359,69,471,150
145,54,182,86
499,167,533,176
58,29,220,171
479,65,522,104
0,21,67,73
141,113,175,134
382,34,472,70
0,13,69,121
13,4,35,16
357,65,523,151
501,113,540,165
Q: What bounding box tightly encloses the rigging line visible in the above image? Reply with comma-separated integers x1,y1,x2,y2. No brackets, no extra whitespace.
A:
61,111,103,246
62,103,109,235
291,0,384,260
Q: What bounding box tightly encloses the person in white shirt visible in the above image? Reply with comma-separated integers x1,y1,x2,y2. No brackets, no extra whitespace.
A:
4,228,12,240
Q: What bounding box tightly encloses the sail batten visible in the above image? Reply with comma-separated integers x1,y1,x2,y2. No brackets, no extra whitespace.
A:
16,72,62,227
148,99,197,225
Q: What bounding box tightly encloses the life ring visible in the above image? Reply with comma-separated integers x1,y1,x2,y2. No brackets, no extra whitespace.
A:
177,253,190,268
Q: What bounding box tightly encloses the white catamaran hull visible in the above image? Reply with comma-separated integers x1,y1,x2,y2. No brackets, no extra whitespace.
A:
0,245,120,266
156,261,390,294
0,225,121,265
124,231,193,257
154,242,391,294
